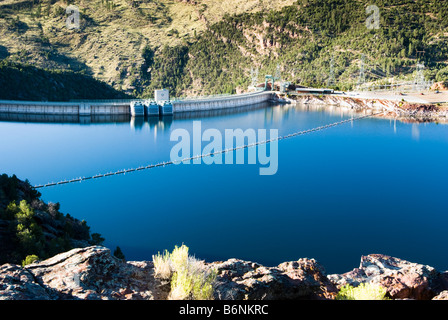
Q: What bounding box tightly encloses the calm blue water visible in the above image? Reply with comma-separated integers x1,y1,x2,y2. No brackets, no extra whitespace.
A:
1,104,447,274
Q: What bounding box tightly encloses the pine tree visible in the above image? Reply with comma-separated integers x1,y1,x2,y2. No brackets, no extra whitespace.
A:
113,246,125,260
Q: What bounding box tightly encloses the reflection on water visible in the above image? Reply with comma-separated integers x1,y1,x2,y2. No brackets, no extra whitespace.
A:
130,116,144,130
412,123,420,141
290,102,375,118
0,113,130,124
0,101,273,130
130,115,174,132
2,100,448,274
0,101,376,130
172,102,271,120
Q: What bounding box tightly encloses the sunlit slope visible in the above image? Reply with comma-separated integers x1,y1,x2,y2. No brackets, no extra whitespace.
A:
1,0,448,99
0,0,295,93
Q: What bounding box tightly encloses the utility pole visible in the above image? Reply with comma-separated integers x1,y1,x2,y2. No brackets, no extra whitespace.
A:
273,64,281,91
328,54,335,87
357,54,366,90
274,64,281,80
416,50,425,62
249,67,259,89
414,62,426,92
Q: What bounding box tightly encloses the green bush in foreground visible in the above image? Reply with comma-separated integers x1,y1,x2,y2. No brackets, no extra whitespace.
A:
336,282,390,300
152,244,217,300
22,254,39,266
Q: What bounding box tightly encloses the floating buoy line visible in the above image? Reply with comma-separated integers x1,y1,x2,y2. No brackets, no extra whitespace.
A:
33,112,382,189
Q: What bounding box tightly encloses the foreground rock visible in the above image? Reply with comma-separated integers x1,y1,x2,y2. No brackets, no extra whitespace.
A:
211,258,337,300
0,246,337,300
0,264,51,300
328,254,448,300
1,247,447,300
1,246,169,300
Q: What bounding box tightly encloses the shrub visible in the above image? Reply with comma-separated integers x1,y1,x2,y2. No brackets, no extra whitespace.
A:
91,233,105,245
22,255,39,266
169,256,217,300
113,246,125,260
336,282,390,300
170,244,189,272
152,244,217,300
436,67,448,82
170,268,194,300
153,249,172,280
189,258,217,300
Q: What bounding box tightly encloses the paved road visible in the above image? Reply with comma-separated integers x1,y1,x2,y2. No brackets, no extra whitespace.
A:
344,91,431,104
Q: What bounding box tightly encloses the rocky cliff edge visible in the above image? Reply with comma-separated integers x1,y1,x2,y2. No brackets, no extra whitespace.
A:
1,246,448,300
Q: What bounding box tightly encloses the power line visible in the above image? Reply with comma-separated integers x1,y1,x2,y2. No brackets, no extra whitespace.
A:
357,54,366,89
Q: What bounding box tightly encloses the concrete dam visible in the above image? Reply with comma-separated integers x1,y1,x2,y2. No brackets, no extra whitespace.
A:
0,90,274,117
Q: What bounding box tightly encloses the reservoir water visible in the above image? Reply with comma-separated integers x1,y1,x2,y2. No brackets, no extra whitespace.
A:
1,103,447,274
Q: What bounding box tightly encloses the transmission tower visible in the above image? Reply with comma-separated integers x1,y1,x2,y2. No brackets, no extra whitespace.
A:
274,64,282,82
414,62,426,92
327,54,335,87
416,50,426,62
357,54,366,90
249,67,259,88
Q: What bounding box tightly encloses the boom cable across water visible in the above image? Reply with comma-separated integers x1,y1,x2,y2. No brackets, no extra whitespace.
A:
33,112,383,189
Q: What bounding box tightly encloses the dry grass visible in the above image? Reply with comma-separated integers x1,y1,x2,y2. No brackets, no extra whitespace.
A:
152,249,172,280
152,244,217,300
0,0,294,92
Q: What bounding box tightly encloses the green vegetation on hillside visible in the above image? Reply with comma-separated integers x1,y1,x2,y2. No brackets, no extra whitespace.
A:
139,0,448,95
0,174,105,264
0,61,130,101
0,0,295,99
1,0,448,99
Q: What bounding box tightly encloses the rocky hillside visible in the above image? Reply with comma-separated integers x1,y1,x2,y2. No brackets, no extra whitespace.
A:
0,0,294,99
1,245,447,300
290,92,448,122
0,174,105,265
1,0,448,100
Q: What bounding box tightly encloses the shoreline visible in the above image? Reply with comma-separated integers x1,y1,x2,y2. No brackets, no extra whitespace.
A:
2,89,448,123
285,91,448,123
